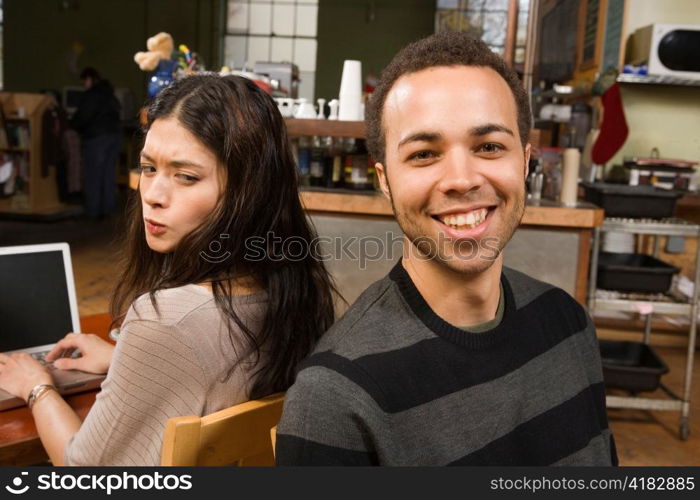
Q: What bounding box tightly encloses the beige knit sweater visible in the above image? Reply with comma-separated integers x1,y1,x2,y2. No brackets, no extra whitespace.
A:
64,284,268,465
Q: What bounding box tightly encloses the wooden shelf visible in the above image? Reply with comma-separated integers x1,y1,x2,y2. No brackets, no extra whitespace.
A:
284,119,365,138
523,204,603,228
0,92,60,214
301,189,391,216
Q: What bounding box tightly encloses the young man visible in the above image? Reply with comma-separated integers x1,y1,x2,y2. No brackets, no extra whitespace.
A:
276,32,617,466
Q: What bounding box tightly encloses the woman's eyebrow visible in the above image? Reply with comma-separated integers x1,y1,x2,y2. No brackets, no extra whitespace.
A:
139,151,206,169
169,159,206,169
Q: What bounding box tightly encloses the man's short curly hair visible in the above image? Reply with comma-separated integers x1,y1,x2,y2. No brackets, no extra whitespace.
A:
366,32,532,164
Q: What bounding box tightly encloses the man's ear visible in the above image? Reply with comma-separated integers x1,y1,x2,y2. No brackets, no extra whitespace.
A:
375,162,391,200
523,143,532,178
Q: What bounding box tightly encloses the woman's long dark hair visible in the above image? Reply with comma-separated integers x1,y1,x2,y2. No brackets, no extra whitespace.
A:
111,74,337,399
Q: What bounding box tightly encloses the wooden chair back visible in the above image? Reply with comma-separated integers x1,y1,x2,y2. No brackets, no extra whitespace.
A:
161,393,284,466
270,425,277,456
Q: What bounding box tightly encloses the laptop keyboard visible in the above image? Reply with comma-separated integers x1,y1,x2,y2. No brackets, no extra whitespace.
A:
30,351,56,370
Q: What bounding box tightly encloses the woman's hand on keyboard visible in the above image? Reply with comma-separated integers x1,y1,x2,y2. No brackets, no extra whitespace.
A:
45,333,115,375
0,352,53,401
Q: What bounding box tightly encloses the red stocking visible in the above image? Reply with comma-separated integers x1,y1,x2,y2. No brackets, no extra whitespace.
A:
592,82,629,164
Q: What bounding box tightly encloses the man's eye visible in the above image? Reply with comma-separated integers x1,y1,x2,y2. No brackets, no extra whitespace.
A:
479,143,504,154
139,165,155,174
408,150,436,161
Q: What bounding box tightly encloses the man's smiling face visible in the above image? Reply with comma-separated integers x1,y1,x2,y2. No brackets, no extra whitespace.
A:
376,65,530,274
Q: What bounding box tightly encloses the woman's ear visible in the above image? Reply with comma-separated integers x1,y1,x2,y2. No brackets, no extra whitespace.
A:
375,162,391,200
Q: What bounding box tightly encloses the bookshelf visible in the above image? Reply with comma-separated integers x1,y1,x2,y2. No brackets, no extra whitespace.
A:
0,92,63,215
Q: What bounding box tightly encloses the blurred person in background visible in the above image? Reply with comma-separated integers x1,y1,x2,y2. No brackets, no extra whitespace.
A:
71,67,122,220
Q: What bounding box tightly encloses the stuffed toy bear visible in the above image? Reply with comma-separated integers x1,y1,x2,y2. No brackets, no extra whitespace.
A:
134,32,179,98
134,32,174,72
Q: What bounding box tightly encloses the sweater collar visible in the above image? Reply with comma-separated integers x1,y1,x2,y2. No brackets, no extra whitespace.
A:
389,260,515,349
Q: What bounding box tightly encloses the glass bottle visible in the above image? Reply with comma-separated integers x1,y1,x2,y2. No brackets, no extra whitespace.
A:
349,139,369,190
309,136,325,187
297,136,311,187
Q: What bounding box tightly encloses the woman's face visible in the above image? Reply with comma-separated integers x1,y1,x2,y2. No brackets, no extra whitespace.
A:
139,117,222,253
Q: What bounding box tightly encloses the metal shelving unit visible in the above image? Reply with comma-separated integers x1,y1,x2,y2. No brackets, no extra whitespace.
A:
617,74,700,87
587,217,700,440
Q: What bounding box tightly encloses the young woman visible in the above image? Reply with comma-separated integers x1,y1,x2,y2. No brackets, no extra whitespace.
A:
0,74,336,465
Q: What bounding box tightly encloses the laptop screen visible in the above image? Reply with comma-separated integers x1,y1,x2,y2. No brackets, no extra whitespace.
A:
0,249,75,351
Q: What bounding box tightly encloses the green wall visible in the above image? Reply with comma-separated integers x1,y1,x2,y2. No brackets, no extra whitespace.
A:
3,0,224,109
315,0,436,100
4,0,435,106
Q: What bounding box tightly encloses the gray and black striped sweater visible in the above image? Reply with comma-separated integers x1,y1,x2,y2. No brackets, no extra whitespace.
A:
276,262,617,466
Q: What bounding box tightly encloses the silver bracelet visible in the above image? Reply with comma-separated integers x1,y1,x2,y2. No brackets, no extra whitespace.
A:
26,384,57,410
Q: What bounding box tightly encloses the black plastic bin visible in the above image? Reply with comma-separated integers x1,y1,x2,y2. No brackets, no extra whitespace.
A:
582,182,682,218
599,340,669,393
597,252,679,293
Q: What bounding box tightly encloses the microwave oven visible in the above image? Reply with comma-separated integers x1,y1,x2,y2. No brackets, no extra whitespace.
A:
626,24,700,80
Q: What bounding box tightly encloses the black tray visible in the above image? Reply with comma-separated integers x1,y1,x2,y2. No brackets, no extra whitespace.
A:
599,340,669,393
597,252,679,293
582,182,682,218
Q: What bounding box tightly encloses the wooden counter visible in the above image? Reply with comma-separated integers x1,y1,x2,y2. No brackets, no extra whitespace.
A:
285,119,365,139
675,193,700,224
300,189,604,228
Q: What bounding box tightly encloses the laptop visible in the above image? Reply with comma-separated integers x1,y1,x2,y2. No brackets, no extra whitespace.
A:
0,242,106,411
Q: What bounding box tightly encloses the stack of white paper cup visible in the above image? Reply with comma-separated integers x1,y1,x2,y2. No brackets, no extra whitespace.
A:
560,148,581,206
338,60,362,121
